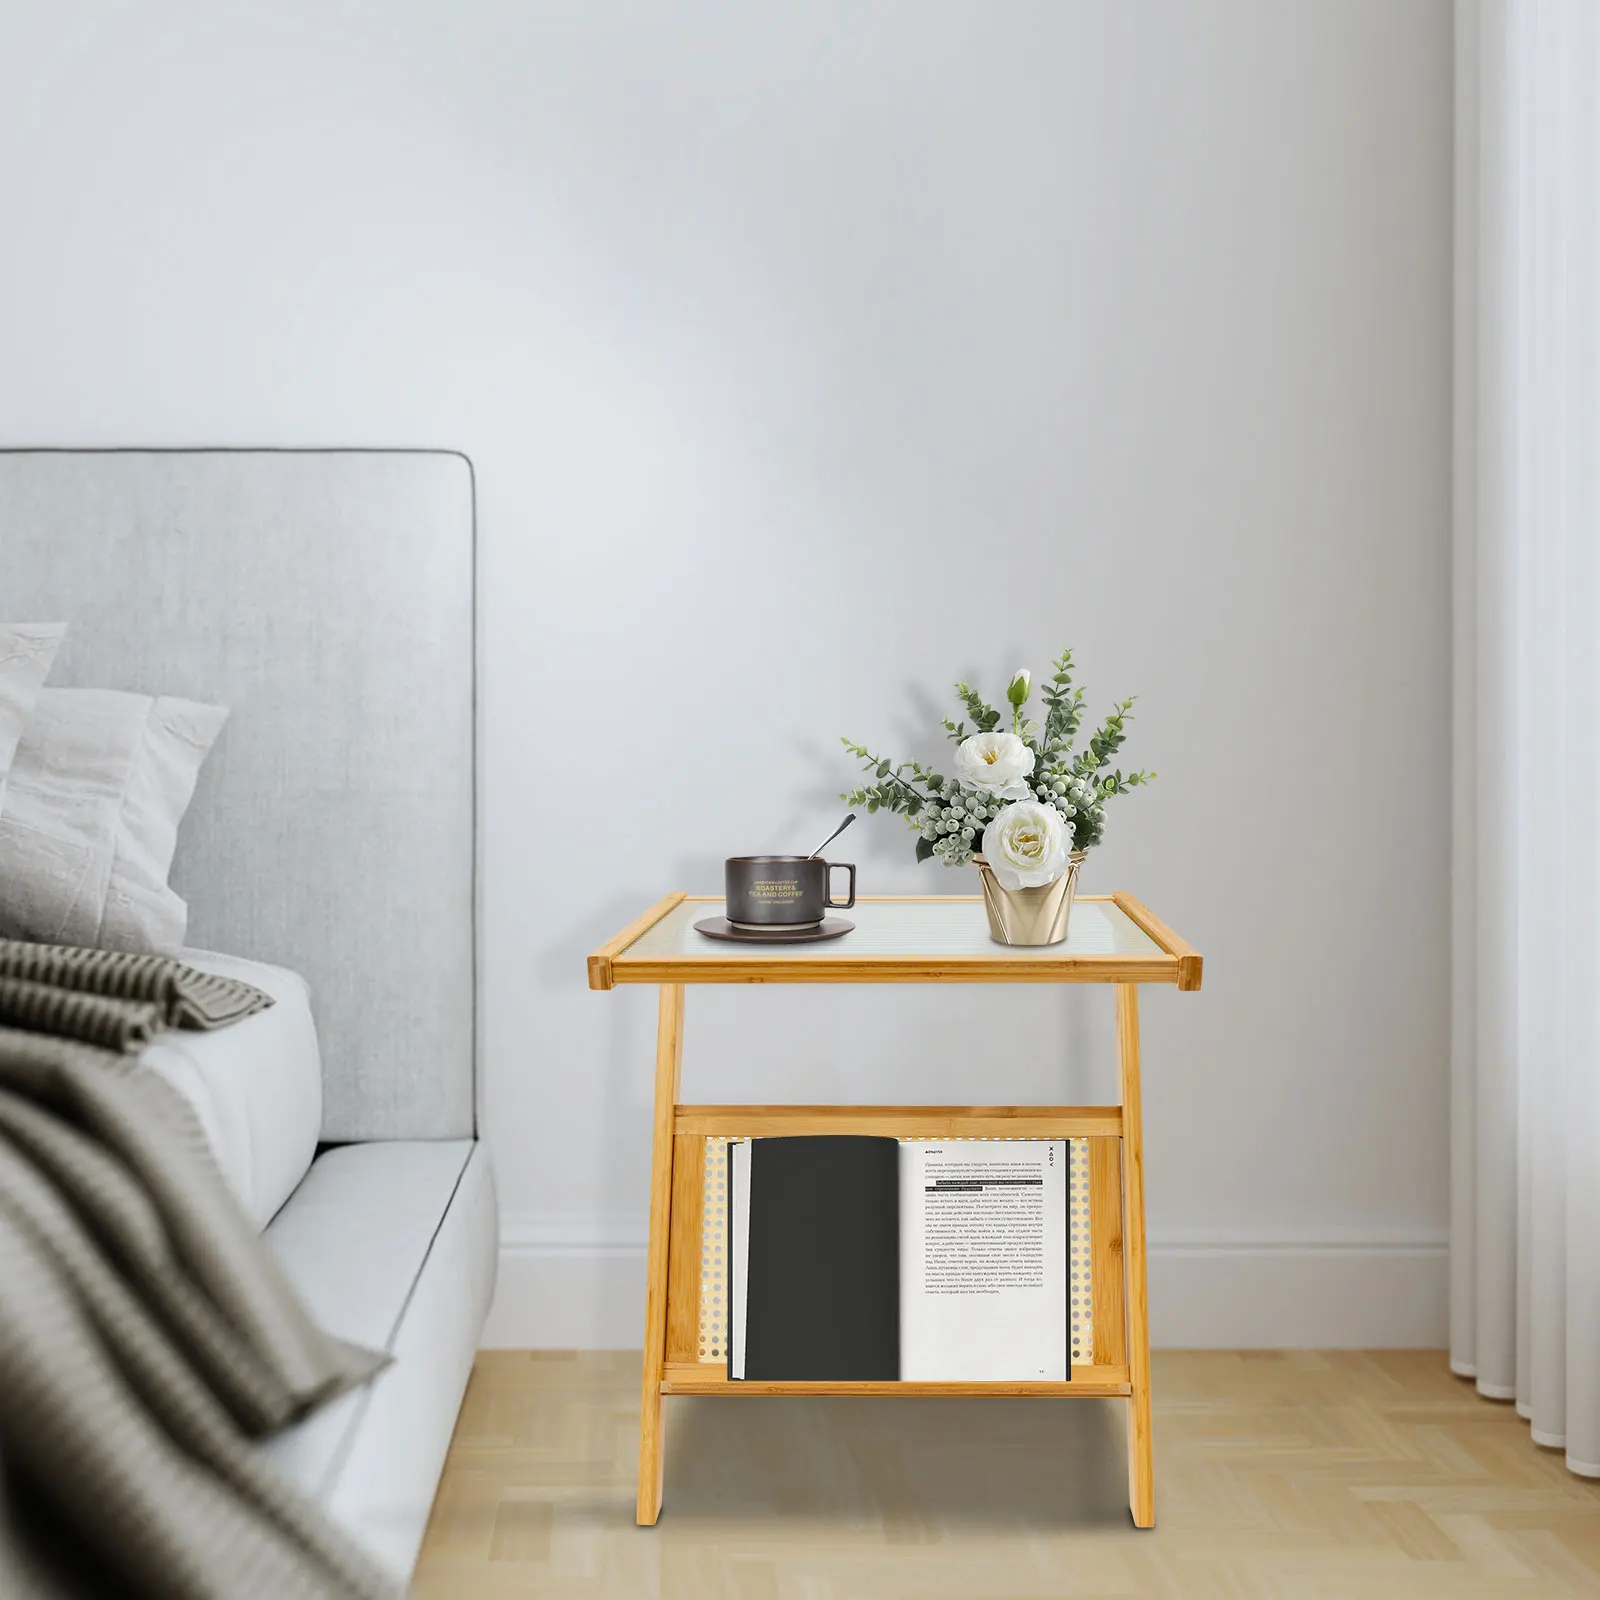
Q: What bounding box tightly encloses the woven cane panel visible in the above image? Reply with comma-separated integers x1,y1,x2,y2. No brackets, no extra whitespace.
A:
699,1136,1094,1366
1068,1137,1092,1364
698,1137,729,1363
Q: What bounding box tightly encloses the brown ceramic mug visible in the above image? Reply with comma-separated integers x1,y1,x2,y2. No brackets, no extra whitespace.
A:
724,855,856,928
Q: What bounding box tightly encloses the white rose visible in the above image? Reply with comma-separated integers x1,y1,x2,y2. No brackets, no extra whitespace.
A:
953,730,1035,799
981,800,1069,889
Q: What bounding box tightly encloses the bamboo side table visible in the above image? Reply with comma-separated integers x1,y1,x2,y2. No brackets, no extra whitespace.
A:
588,893,1202,1529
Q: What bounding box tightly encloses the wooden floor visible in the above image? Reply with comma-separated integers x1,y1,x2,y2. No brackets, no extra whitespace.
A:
415,1350,1600,1598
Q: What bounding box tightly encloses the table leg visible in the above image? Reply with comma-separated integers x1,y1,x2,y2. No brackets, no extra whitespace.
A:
637,983,684,1526
1116,982,1154,1528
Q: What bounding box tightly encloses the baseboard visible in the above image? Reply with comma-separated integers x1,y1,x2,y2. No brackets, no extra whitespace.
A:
1143,1229,1448,1348
481,1215,1448,1350
481,1216,648,1350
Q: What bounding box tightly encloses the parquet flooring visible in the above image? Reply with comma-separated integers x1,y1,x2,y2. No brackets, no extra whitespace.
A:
415,1350,1600,1598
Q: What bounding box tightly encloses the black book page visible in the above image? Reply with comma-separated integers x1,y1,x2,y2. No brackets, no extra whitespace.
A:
739,1135,900,1381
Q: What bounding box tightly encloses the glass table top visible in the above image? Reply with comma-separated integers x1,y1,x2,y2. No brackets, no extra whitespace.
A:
619,896,1167,968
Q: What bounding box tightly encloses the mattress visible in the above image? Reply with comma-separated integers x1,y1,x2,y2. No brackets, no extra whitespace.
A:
140,948,323,1231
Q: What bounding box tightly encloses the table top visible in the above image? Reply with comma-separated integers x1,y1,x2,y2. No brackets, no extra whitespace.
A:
588,893,1201,990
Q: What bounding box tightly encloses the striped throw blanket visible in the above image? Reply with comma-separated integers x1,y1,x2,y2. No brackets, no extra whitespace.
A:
0,938,273,1051
0,942,401,1600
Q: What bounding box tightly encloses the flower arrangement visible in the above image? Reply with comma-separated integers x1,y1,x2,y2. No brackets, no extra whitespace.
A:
841,648,1154,892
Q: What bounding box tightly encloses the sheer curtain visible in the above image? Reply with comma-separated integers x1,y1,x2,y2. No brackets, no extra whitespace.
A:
1452,0,1600,1475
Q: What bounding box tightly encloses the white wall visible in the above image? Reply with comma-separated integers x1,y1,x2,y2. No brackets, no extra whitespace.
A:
0,0,1453,1346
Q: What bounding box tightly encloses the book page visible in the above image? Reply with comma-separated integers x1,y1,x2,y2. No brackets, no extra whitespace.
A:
898,1140,1068,1381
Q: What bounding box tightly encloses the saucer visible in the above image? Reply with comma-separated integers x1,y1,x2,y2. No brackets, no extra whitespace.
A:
692,916,855,945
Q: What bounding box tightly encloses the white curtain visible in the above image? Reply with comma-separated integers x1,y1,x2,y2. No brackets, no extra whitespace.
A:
1452,0,1600,1476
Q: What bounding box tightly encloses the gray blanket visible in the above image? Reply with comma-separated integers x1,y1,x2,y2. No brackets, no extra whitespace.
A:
0,943,402,1599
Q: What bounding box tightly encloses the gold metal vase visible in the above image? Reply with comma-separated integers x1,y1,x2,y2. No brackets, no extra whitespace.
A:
974,850,1087,946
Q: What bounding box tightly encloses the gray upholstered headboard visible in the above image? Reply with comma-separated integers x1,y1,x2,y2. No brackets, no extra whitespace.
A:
1,449,476,1142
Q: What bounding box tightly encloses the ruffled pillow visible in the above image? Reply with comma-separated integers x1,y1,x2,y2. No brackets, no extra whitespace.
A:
0,688,229,953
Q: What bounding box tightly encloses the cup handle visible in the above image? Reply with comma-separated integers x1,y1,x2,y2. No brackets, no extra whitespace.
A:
825,862,856,910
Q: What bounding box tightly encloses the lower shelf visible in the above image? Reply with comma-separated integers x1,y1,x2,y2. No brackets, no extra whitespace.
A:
660,1362,1132,1397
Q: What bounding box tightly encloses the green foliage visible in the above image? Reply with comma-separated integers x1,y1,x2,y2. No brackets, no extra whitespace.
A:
953,681,1003,734
1040,647,1086,754
841,647,1155,867
839,738,932,818
1079,696,1135,773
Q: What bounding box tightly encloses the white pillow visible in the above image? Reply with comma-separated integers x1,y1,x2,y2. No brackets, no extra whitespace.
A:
0,688,229,954
0,623,66,806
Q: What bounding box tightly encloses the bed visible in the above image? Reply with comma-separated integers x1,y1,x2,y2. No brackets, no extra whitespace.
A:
1,447,494,1579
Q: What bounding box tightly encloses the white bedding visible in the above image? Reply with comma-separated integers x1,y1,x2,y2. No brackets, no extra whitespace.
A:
141,949,323,1231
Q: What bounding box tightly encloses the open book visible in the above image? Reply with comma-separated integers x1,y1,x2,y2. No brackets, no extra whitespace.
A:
728,1136,1069,1382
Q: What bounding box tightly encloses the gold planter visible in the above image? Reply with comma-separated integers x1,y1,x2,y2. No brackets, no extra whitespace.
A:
974,850,1086,946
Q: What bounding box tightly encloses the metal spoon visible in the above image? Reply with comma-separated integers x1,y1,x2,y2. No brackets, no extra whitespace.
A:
808,813,856,859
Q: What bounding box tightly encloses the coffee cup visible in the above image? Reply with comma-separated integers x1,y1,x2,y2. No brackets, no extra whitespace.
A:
724,855,856,929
